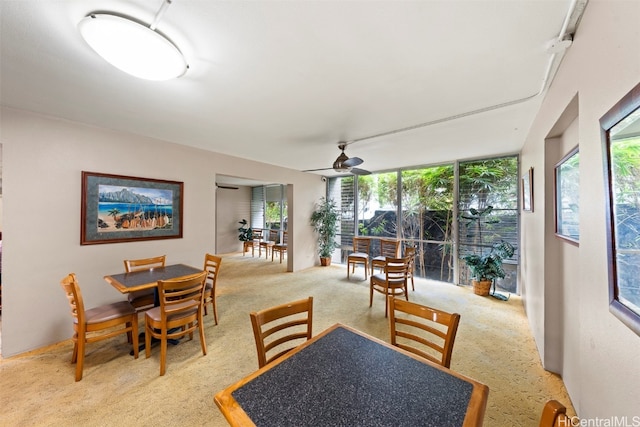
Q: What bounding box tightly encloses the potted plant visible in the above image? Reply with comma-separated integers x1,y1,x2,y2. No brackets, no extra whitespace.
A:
310,197,340,266
460,206,515,296
238,219,253,242
462,241,515,296
238,219,254,254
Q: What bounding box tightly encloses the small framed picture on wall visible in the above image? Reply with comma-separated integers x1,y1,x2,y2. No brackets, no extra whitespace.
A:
522,167,533,212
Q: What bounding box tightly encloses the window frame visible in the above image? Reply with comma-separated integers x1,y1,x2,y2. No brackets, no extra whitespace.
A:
601,82,640,337
554,146,580,245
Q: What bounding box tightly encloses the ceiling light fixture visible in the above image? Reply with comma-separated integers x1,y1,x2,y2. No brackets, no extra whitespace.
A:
78,1,187,81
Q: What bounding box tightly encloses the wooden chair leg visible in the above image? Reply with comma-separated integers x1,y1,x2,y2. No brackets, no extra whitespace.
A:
369,283,374,307
384,287,390,318
160,332,167,376
71,338,79,364
131,318,139,359
75,336,85,382
145,324,152,359
199,314,207,355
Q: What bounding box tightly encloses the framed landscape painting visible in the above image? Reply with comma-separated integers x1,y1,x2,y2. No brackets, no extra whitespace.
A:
81,171,183,245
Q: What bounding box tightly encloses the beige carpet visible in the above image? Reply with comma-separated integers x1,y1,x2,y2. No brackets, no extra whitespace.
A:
0,253,574,426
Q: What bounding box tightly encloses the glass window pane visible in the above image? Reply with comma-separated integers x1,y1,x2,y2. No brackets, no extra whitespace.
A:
329,176,355,262
358,172,397,238
610,109,640,318
401,166,454,282
555,149,580,241
601,82,640,336
458,157,519,293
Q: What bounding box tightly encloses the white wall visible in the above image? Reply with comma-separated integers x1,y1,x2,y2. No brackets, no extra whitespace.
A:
0,108,323,357
216,185,252,254
521,0,640,418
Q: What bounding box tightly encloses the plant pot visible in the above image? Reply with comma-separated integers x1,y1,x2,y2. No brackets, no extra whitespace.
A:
472,279,491,296
320,257,331,266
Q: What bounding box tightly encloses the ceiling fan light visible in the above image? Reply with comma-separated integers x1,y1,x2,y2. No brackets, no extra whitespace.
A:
78,13,187,81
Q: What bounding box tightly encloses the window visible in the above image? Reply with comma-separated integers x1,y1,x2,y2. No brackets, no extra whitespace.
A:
329,175,355,263
458,157,519,292
328,155,519,289
400,166,454,282
251,184,287,233
554,147,580,243
601,82,640,336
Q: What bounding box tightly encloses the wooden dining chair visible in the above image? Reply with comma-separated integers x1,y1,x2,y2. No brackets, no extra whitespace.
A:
403,246,417,291
59,273,139,381
347,237,370,280
244,229,263,257
388,297,460,368
271,231,288,263
370,257,410,317
260,229,278,259
250,296,313,368
539,400,572,427
371,239,400,274
203,253,222,324
144,271,207,376
123,255,166,311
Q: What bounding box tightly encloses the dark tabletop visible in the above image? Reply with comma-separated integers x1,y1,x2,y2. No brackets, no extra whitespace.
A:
231,326,474,427
105,264,203,293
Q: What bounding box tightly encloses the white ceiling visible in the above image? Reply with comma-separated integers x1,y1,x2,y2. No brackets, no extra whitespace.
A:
0,0,587,180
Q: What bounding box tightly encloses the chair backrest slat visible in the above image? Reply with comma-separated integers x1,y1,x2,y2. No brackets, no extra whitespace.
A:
124,255,166,272
204,254,222,285
353,237,370,254
250,297,313,368
379,239,399,258
388,297,460,368
60,273,84,324
157,272,207,319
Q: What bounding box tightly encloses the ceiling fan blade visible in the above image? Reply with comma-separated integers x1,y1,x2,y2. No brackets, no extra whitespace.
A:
351,168,371,175
302,167,333,172
343,157,363,167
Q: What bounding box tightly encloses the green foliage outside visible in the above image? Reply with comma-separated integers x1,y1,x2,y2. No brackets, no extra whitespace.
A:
348,156,518,285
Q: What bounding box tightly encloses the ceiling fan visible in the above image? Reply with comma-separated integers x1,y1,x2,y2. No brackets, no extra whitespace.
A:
304,142,371,175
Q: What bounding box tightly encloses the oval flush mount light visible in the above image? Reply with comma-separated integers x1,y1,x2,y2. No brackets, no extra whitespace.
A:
78,13,188,81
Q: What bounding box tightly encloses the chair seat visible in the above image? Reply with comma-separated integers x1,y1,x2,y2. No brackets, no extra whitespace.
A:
371,273,406,286
146,301,199,323
82,301,137,325
60,273,139,381
272,239,288,263
145,271,207,376
370,256,410,317
348,252,369,260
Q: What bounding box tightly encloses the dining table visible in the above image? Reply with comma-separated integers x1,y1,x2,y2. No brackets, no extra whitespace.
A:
214,323,489,427
104,263,205,351
104,263,204,296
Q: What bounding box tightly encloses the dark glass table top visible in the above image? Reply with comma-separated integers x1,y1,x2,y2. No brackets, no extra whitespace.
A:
104,264,203,293
216,324,488,427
